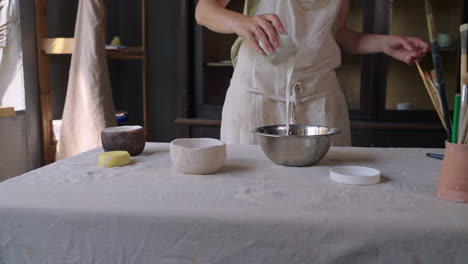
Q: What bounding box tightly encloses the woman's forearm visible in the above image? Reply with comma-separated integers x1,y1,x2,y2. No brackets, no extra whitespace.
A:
336,28,387,55
195,0,246,34
336,27,428,65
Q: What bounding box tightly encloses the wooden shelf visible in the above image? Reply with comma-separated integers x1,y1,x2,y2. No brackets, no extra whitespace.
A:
0,107,15,118
175,118,221,126
350,121,444,131
437,47,458,53
205,62,233,67
41,38,145,60
106,47,145,60
41,38,74,54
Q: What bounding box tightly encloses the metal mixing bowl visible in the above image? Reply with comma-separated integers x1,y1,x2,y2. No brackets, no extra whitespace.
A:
251,125,341,167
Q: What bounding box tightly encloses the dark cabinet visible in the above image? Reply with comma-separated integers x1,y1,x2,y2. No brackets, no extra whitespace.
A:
177,0,467,147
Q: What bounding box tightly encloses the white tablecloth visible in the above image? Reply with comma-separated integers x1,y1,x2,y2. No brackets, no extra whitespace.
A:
1,143,467,264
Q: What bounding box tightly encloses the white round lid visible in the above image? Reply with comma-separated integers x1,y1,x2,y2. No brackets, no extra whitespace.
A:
330,166,381,186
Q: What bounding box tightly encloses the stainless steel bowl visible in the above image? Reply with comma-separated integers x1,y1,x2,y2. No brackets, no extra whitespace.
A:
251,125,341,167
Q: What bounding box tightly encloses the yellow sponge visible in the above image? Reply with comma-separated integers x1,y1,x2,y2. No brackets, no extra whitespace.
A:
99,151,131,167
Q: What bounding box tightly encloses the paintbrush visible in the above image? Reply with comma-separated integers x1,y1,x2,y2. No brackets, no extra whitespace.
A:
425,0,452,140
459,74,468,143
460,108,468,144
425,71,448,130
415,62,435,104
424,72,443,110
415,61,447,130
453,94,461,143
430,69,438,88
460,24,468,87
463,119,468,144
459,24,468,142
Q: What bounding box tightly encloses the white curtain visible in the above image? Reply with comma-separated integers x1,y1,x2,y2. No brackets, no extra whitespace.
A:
56,0,116,160
0,0,25,110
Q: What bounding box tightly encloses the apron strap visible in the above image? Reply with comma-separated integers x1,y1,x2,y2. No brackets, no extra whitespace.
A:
248,81,337,124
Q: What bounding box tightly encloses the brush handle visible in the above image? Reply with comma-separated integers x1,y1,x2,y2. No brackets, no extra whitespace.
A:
459,108,468,144
453,95,461,143
425,0,437,42
431,42,452,140
424,73,447,129
459,86,468,142
462,54,467,84
462,52,467,91
416,62,448,130
461,24,468,53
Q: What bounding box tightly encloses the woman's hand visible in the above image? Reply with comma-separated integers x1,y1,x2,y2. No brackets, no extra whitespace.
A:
383,36,429,65
195,1,285,55
231,14,285,55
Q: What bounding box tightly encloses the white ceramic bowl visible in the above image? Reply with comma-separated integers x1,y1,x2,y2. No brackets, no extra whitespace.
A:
170,138,226,175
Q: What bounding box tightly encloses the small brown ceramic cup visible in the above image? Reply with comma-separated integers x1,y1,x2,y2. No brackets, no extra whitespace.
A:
436,141,468,203
101,126,146,156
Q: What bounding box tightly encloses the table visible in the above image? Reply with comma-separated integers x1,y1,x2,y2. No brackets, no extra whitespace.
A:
1,143,467,264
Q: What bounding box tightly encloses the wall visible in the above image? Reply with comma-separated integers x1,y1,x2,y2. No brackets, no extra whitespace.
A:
48,0,183,142
0,113,28,181
147,0,182,142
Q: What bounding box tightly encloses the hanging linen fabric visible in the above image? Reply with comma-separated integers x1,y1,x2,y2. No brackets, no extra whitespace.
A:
56,0,116,160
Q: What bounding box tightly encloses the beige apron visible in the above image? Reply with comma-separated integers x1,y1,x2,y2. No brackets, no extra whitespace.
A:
56,0,116,160
221,0,351,146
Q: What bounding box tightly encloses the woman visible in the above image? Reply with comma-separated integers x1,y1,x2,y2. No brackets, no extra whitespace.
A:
196,0,428,146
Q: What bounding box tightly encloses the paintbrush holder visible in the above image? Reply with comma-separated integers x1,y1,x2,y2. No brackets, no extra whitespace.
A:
436,141,468,203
